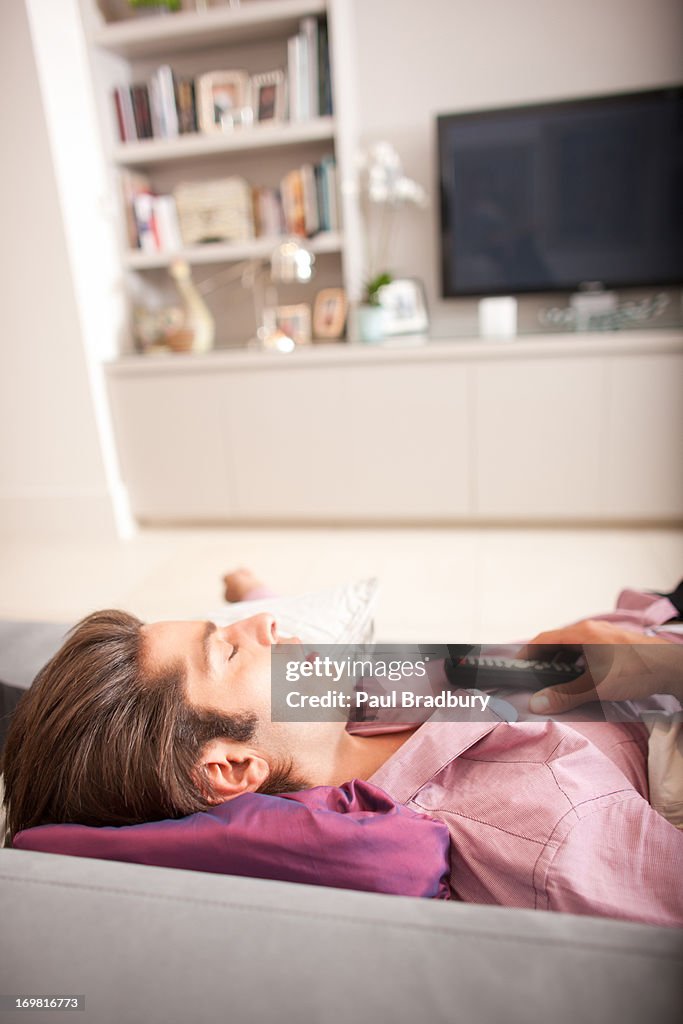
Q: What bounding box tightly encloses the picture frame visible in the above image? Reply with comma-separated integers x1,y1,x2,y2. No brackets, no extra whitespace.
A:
197,70,250,133
377,278,429,336
275,303,312,345
250,70,286,123
313,288,347,340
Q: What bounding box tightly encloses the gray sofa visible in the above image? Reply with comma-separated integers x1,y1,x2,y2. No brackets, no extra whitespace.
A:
1,622,681,1024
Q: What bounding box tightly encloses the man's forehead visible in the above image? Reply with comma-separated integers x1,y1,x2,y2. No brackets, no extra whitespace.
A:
143,619,221,690
141,620,200,666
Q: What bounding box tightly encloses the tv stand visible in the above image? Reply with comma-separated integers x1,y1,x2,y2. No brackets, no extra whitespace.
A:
106,329,683,524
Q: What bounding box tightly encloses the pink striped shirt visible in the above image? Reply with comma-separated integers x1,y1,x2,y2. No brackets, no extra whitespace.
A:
363,587,683,926
246,581,682,924
367,714,682,925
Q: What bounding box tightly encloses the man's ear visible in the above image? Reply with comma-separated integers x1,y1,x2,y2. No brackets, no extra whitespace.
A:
198,740,270,802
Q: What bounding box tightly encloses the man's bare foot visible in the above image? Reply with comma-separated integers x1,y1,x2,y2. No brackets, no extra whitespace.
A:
223,568,265,603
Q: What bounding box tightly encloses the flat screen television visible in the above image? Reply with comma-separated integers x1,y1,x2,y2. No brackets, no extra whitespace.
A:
437,87,683,298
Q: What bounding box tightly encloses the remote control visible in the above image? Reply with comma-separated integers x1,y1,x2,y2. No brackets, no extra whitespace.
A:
446,653,584,692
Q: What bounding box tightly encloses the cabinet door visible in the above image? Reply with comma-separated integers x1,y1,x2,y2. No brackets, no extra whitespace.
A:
223,360,471,518
474,356,605,518
602,354,683,519
108,374,234,520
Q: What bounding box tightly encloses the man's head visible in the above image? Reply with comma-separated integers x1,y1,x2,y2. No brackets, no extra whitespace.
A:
1,610,308,843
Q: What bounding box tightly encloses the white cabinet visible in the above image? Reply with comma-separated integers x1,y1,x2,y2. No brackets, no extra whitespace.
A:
603,354,683,518
222,360,471,517
106,332,683,524
473,356,606,518
107,372,234,519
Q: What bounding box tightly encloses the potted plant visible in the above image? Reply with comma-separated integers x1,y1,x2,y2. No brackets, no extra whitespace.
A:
356,142,427,343
126,0,182,15
357,272,392,343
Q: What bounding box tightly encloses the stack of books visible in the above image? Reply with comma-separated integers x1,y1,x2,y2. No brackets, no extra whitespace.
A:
120,170,184,252
121,157,338,253
112,17,332,143
113,66,196,142
278,157,338,236
286,16,333,122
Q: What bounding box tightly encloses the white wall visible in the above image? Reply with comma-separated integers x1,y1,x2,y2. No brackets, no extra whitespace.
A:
353,0,683,337
0,0,121,539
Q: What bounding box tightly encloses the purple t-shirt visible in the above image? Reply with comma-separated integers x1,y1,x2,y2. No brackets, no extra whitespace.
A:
14,779,451,900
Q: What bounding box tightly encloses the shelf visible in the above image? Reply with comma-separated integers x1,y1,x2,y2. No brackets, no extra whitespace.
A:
124,230,343,269
93,0,327,58
113,117,335,166
106,330,683,376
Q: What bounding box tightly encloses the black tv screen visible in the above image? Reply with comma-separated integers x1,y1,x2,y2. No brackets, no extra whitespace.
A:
438,87,683,297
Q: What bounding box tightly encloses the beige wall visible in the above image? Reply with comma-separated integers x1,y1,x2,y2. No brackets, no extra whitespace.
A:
0,0,116,538
353,0,683,337
1,0,681,538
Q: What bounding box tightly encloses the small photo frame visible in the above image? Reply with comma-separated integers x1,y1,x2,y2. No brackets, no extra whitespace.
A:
275,303,312,345
250,70,286,123
197,70,250,133
313,288,347,340
377,278,429,336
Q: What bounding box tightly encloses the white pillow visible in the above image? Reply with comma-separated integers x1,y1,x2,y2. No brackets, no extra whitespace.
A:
207,578,378,646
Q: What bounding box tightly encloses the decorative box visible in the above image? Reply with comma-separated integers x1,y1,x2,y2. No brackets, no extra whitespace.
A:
173,176,254,245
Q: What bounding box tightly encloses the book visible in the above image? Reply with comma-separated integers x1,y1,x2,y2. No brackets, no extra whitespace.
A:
320,156,338,230
113,85,137,142
132,192,159,252
297,31,310,120
119,169,152,247
288,31,313,121
176,78,197,134
300,17,319,119
280,169,306,235
253,187,284,238
130,84,153,140
317,18,333,117
315,163,328,231
156,65,179,138
153,195,183,251
300,163,319,236
287,35,301,121
112,89,126,143
147,74,164,138
269,189,287,236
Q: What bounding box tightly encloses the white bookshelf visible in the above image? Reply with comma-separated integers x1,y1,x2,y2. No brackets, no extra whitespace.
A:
80,0,363,353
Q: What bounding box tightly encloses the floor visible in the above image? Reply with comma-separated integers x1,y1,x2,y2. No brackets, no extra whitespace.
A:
1,525,681,642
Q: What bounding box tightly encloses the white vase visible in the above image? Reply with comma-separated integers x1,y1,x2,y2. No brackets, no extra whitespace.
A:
169,260,215,354
357,304,387,343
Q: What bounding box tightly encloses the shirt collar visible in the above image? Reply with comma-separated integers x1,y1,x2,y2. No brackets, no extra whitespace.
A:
367,713,501,804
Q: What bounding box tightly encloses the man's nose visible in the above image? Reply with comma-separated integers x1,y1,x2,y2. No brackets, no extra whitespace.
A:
248,613,278,645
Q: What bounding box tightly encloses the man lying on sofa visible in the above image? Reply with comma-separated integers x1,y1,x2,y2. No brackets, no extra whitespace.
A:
2,572,682,927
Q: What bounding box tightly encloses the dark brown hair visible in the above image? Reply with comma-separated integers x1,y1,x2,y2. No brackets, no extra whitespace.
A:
1,609,302,844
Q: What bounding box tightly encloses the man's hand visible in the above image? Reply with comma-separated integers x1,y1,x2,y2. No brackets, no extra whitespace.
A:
518,619,682,714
